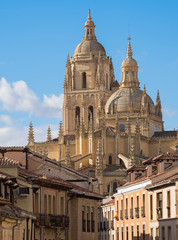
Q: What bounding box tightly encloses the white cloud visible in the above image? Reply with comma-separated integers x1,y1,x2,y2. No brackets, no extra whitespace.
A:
0,77,63,118
0,114,59,146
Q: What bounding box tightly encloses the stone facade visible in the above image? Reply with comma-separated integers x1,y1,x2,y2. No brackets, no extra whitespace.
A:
27,10,178,195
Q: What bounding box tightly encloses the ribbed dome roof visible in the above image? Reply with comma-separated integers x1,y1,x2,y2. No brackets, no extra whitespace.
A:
74,40,106,56
121,57,137,67
105,88,155,114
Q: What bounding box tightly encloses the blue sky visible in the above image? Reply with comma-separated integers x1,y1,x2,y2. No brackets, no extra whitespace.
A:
0,0,177,146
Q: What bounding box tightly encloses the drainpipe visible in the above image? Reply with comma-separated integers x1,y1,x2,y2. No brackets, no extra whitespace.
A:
12,220,18,240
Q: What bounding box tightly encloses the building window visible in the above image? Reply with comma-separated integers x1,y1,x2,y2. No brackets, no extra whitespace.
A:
157,192,162,219
141,194,145,217
82,206,86,232
150,195,153,220
117,227,119,240
143,224,145,240
48,195,51,214
122,227,123,240
131,226,134,240
156,228,159,240
113,182,117,193
91,207,95,232
35,193,39,214
132,72,134,81
61,197,64,215
107,184,110,193
44,194,47,214
130,197,133,219
75,106,80,125
53,196,56,214
90,29,92,36
87,207,90,232
125,198,128,219
150,228,153,240
167,191,171,218
88,105,93,122
168,226,171,240
137,225,139,240
126,226,129,240
120,124,125,132
126,71,128,82
135,196,139,218
109,155,112,164
162,227,165,240
82,72,86,88
120,199,123,220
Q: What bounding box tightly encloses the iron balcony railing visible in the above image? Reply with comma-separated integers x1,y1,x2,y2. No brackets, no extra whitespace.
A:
35,214,69,228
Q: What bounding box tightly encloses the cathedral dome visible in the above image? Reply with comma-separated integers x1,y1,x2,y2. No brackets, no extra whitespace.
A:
74,40,106,56
73,10,106,57
105,87,155,114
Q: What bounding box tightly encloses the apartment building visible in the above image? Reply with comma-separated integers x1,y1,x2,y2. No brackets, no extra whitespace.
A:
113,153,178,240
99,198,115,240
0,147,103,240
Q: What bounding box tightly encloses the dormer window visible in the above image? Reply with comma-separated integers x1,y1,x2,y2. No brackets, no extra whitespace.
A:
82,72,86,88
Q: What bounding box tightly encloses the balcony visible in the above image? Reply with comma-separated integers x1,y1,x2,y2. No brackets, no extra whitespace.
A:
35,214,69,228
135,207,139,218
120,210,123,220
141,206,145,217
125,209,128,219
130,208,133,219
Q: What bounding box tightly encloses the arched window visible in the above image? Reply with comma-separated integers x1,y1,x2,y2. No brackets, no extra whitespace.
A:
107,184,110,193
75,106,80,124
82,72,86,88
87,29,89,36
109,155,112,165
126,71,129,82
132,72,134,81
113,182,117,193
120,124,125,132
44,195,47,214
53,196,56,214
90,29,92,36
88,106,93,121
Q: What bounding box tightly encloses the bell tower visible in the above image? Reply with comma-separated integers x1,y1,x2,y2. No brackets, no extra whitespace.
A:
63,10,116,135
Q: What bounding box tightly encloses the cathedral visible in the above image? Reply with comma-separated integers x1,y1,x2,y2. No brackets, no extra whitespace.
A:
27,10,178,195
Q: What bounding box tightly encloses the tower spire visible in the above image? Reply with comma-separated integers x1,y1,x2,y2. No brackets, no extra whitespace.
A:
83,10,96,41
47,126,52,142
88,9,91,20
28,121,34,145
127,37,133,58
